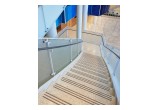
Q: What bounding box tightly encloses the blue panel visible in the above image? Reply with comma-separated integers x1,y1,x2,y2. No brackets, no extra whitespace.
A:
56,16,61,27
88,5,100,16
88,5,110,16
100,5,110,15
62,11,65,23
56,5,77,27
91,5,101,16
56,11,65,27
88,5,92,15
65,5,77,22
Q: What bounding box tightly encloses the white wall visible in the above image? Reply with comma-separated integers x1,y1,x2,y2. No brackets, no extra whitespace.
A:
38,5,65,38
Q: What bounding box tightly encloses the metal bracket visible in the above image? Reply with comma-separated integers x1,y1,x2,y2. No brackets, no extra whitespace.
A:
51,72,56,76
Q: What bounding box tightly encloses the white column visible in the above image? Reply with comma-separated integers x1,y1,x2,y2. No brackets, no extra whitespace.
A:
47,22,57,38
83,5,88,30
76,5,83,39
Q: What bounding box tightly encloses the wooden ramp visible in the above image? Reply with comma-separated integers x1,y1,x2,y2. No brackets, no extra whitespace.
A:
38,52,116,105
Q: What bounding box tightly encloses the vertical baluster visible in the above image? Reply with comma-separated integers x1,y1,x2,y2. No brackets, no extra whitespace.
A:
44,39,55,76
66,29,68,38
77,39,79,55
70,39,72,62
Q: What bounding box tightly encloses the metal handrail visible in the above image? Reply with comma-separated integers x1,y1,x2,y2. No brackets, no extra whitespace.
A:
67,28,120,59
101,37,120,59
38,40,82,51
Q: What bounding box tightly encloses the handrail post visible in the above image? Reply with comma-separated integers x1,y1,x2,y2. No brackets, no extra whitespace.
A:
77,39,79,55
70,39,72,62
66,29,68,38
80,40,82,54
44,39,55,76
78,39,81,55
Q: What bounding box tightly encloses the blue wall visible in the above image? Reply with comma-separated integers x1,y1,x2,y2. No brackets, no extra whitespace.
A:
88,5,110,16
100,5,110,15
56,11,65,27
88,5,100,16
65,5,77,22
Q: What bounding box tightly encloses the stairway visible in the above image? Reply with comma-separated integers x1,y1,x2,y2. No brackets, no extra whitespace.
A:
38,52,116,105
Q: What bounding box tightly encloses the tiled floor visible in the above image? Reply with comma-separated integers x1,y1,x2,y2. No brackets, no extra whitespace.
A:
82,42,101,57
72,15,120,49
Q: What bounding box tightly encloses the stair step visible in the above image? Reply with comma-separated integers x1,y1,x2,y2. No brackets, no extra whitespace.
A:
80,56,104,62
73,65,109,77
81,54,105,63
76,63,108,74
82,53,103,59
70,68,112,86
79,58,106,67
41,86,90,104
54,83,105,104
77,60,107,70
53,83,116,104
70,68,110,79
79,58,106,66
66,72,114,94
43,92,72,105
60,77,115,101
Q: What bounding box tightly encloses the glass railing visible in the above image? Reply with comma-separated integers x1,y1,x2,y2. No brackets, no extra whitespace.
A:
38,38,82,88
61,27,120,103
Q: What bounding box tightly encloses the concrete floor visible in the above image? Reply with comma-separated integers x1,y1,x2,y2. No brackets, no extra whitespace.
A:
72,15,120,49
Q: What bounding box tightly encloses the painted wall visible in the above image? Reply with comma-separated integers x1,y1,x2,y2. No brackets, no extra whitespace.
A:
38,6,46,38
38,5,64,38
